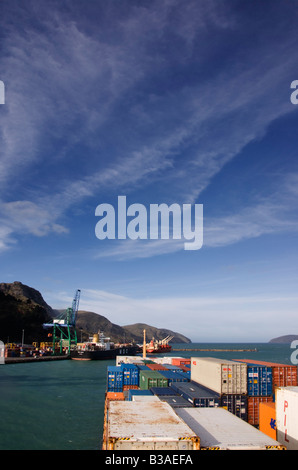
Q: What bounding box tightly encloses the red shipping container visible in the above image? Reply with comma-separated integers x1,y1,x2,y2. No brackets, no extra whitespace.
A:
247,396,274,426
146,363,168,371
171,358,191,366
179,365,190,372
236,359,298,391
123,385,139,390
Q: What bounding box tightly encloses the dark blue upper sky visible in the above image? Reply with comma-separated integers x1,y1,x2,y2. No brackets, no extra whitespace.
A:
0,0,298,341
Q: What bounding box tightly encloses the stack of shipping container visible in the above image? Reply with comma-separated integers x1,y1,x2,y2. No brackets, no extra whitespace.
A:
103,355,290,450
235,359,298,426
189,357,248,420
107,357,192,393
107,356,298,438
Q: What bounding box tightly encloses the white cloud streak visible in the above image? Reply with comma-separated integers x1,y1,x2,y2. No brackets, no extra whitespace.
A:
0,1,298,254
47,287,298,342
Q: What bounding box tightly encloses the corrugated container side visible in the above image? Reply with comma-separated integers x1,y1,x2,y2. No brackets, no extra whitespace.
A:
246,364,273,396
120,363,139,386
106,392,125,401
159,370,189,384
236,359,298,391
170,381,220,407
175,407,285,450
259,402,277,440
172,358,191,366
220,394,247,421
139,370,168,390
191,357,247,395
247,396,274,426
276,386,298,450
107,366,124,392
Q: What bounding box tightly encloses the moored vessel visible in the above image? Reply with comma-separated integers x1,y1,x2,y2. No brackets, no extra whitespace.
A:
146,335,173,354
70,331,139,360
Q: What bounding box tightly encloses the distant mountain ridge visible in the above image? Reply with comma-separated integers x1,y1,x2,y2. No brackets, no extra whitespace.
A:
269,335,298,344
0,281,191,344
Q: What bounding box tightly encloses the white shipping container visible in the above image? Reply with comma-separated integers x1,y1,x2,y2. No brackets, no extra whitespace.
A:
276,386,298,450
175,407,285,450
191,357,247,394
116,356,144,366
103,400,200,450
132,395,160,402
153,356,182,364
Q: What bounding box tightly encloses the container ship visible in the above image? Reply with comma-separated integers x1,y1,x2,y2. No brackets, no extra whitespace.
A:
101,352,297,450
146,335,173,354
70,331,139,360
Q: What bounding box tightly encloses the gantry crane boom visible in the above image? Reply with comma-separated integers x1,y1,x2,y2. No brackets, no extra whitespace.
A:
43,289,81,355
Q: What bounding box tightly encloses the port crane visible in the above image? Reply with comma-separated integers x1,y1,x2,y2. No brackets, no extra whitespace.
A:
43,289,81,355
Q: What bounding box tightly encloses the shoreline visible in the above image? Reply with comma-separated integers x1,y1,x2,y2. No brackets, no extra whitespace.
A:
4,355,70,364
172,348,257,352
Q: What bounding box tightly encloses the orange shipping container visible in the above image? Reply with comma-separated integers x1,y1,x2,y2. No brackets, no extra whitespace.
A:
106,392,125,401
171,358,191,366
247,396,273,426
259,402,276,440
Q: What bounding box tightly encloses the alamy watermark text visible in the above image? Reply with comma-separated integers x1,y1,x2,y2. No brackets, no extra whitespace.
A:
0,81,5,104
95,196,203,250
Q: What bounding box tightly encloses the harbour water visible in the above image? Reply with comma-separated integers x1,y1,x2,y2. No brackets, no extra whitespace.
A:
0,342,296,450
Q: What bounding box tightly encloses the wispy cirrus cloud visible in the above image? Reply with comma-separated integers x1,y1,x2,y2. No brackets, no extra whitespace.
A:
46,286,298,341
93,174,298,260
0,0,298,255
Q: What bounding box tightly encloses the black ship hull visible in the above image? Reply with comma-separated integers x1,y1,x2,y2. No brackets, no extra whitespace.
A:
70,345,140,360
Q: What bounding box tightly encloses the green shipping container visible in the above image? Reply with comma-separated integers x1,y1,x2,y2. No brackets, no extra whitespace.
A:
140,370,168,389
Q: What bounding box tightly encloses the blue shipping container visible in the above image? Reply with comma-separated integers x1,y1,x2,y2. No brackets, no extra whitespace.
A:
246,364,273,396
128,389,153,400
159,371,189,384
220,394,248,421
107,366,123,392
136,365,150,371
159,395,193,408
170,381,220,407
120,363,139,386
150,387,178,396
162,364,184,373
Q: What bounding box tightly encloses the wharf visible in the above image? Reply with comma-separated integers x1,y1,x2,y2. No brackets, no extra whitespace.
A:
4,355,70,364
172,348,257,352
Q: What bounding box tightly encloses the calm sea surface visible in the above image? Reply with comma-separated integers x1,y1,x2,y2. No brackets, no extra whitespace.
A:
0,342,296,450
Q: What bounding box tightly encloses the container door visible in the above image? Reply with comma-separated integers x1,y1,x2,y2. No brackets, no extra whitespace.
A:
115,440,155,450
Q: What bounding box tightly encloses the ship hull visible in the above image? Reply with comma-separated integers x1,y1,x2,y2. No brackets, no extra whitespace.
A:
146,346,172,354
70,345,139,361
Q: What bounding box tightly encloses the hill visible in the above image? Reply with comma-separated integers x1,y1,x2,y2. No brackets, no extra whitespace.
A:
269,335,298,344
0,281,53,343
0,281,191,344
123,323,191,344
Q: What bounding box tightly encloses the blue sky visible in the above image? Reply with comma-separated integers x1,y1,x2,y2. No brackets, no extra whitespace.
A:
0,0,298,342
